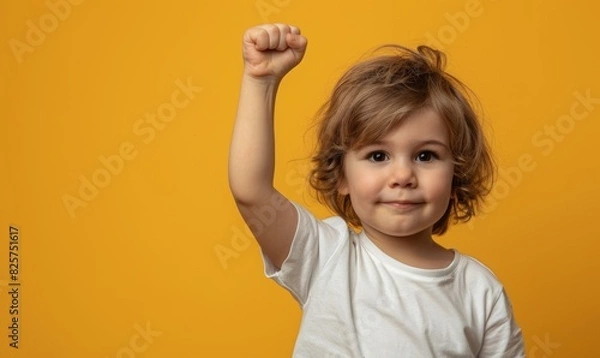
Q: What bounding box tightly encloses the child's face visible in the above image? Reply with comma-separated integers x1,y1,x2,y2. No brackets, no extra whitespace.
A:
338,108,454,241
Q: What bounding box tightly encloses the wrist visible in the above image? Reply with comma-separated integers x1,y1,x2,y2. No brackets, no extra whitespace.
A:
241,71,282,89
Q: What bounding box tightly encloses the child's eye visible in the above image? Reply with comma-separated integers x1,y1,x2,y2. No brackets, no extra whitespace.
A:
415,150,438,162
367,151,388,162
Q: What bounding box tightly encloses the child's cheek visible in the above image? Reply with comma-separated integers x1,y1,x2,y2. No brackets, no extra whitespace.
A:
425,174,454,202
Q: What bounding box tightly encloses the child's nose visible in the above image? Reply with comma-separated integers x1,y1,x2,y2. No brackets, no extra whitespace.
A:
388,160,417,188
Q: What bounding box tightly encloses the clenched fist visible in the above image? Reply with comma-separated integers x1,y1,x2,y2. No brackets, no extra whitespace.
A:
242,23,308,80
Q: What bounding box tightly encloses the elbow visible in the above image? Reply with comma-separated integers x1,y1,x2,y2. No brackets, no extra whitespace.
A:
229,183,272,207
228,172,275,205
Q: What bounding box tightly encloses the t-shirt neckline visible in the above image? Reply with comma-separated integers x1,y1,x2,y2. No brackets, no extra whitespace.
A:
358,230,460,279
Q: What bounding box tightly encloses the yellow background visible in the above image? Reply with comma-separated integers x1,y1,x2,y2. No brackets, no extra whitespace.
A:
1,0,598,356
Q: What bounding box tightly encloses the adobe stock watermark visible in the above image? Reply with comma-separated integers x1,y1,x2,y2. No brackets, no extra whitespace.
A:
424,0,498,50
215,161,310,269
528,333,560,357
469,88,599,228
255,0,291,23
61,78,203,218
9,0,85,64
106,322,162,358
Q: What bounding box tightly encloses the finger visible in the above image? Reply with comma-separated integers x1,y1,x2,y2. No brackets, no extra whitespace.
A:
289,25,301,36
287,33,308,51
263,24,281,50
245,28,270,51
274,24,290,51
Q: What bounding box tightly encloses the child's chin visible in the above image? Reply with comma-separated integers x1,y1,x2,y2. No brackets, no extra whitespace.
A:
367,225,432,240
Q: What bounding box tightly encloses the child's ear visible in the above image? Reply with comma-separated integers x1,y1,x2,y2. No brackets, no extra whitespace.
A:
337,179,349,196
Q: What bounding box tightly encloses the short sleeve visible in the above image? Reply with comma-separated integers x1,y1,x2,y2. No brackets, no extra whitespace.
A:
260,202,349,306
478,288,525,357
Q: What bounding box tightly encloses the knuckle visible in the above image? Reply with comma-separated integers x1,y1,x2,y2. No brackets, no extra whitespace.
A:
255,28,269,43
264,24,277,32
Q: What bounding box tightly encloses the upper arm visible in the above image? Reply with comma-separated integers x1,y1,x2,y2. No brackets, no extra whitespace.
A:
234,189,297,269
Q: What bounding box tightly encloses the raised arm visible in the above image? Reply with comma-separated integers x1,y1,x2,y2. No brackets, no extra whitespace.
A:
228,24,308,269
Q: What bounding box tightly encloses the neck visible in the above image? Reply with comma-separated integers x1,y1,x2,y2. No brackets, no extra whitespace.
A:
363,226,452,269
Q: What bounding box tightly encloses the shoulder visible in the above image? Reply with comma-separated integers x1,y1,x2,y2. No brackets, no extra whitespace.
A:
292,201,350,239
455,251,507,295
265,203,354,304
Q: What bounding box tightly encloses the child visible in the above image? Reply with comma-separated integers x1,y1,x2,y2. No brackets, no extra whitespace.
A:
229,23,525,357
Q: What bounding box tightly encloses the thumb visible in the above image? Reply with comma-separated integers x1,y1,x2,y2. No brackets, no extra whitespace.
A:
287,33,308,52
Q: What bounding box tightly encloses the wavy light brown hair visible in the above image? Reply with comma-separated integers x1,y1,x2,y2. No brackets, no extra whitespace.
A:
308,45,496,235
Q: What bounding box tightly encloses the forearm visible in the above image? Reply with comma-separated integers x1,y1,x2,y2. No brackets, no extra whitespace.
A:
228,73,281,204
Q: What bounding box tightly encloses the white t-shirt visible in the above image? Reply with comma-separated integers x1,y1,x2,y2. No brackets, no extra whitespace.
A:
262,202,525,357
